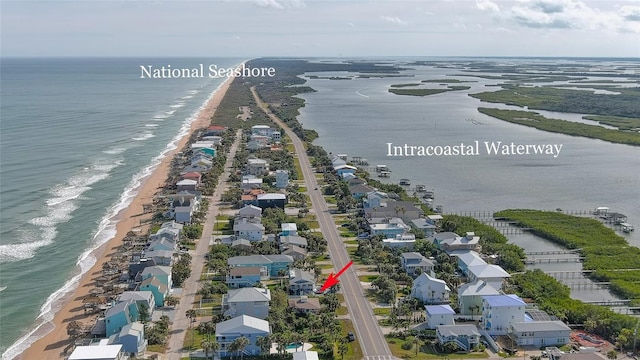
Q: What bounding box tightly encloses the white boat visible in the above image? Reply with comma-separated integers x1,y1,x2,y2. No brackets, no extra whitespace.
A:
399,178,411,186
621,223,634,233
376,165,389,172
415,184,427,192
378,171,391,178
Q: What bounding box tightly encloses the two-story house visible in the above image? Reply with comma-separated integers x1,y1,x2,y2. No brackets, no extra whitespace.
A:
411,272,450,304
481,294,526,335
216,315,271,357
400,252,435,277
222,287,271,320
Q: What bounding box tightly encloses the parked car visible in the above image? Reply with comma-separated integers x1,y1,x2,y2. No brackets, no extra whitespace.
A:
347,332,355,342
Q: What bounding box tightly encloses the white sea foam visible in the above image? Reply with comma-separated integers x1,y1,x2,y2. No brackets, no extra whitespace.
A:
102,147,126,155
169,103,185,109
165,110,176,116
153,113,169,120
181,95,193,100
131,132,155,141
2,75,234,360
145,123,159,128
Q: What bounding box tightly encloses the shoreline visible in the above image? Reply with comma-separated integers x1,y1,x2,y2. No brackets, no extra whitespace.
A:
11,71,238,360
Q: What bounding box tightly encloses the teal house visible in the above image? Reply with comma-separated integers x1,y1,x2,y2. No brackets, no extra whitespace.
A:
228,254,293,277
105,299,139,336
139,277,168,307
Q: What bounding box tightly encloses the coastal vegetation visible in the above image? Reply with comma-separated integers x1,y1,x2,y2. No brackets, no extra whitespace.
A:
388,86,470,97
421,79,474,83
582,115,640,131
478,108,640,146
390,83,422,88
495,209,640,305
470,85,640,118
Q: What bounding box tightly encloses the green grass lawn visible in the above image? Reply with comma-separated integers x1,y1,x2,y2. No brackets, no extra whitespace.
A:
336,306,348,316
344,240,358,245
338,319,363,360
339,231,356,238
373,308,391,316
358,274,379,282
325,196,337,204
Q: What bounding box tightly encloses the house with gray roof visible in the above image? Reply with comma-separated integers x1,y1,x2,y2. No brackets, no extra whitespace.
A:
450,250,486,276
227,254,293,277
439,232,481,253
108,322,147,356
411,273,450,304
509,321,570,347
282,245,308,261
237,204,262,219
233,218,265,241
425,305,455,329
289,268,316,295
116,291,155,313
222,287,271,319
140,265,172,288
436,324,481,352
138,277,168,307
467,264,510,290
458,280,500,317
142,249,173,266
226,266,269,289
278,235,307,252
147,238,176,252
289,296,322,314
401,252,435,277
411,218,437,237
215,315,271,357
105,300,138,337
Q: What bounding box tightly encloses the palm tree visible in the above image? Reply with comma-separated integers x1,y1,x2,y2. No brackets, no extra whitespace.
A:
186,309,197,349
231,336,250,360
256,335,272,358
413,335,421,355
338,338,349,359
201,339,213,360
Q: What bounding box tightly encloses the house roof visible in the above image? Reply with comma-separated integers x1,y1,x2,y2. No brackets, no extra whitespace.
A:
292,351,320,360
229,266,263,276
68,344,123,360
215,315,270,335
257,193,286,200
402,252,427,261
281,223,297,231
437,324,480,337
468,264,510,279
228,254,294,266
238,204,262,216
283,245,307,256
226,287,271,303
425,304,455,315
177,179,198,186
233,220,265,232
231,239,252,247
141,266,172,277
117,291,153,304
511,321,570,332
105,300,131,318
148,238,176,250
483,294,525,307
434,232,459,242
334,164,357,170
411,218,436,229
139,277,168,293
453,251,486,267
349,184,374,194
414,273,451,291
120,322,145,337
280,235,307,247
290,268,315,283
458,280,500,297
208,125,226,131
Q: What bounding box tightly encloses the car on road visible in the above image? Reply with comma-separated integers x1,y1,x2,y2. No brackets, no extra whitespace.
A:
347,332,355,342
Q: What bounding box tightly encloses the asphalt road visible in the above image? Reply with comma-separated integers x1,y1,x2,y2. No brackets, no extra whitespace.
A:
251,87,396,360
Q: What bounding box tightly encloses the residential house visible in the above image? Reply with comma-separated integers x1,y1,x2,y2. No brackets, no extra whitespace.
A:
150,221,182,242
467,264,510,290
382,233,416,249
233,218,265,241
425,305,455,329
400,252,435,277
411,273,450,304
364,200,423,221
222,287,271,320
509,321,570,347
227,254,294,277
108,322,147,357
331,156,347,168
436,325,481,352
147,238,176,252
215,315,271,357
249,134,270,148
256,193,286,209
458,280,500,317
363,190,387,209
349,183,375,200
142,249,173,266
68,343,127,360
169,191,201,223
116,291,155,313
206,125,227,136
451,251,486,276
481,294,526,335
438,232,481,253
190,155,213,169
283,245,308,261
242,177,263,190
231,239,252,251
140,266,172,288
280,223,298,236
278,235,307,252
238,204,262,219
202,135,223,146
138,277,169,307
193,147,216,158
191,141,215,151
226,266,268,289
289,268,316,295
346,177,367,187
288,296,322,314
246,158,269,176
411,218,437,237
334,164,357,177
176,179,198,192
275,170,289,189
241,189,266,207
369,217,410,238
105,300,138,336
251,125,273,136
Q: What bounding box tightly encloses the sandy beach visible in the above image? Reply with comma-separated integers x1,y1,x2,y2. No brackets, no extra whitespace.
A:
17,73,237,360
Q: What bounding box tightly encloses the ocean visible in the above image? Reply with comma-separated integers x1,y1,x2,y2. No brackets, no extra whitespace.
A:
0,57,243,358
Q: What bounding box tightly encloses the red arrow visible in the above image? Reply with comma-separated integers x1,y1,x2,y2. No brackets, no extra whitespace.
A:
319,260,353,293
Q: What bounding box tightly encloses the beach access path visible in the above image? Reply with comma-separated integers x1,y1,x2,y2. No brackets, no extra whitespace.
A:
165,129,242,359
250,86,399,360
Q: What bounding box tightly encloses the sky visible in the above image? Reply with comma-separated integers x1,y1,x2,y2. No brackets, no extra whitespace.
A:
1,0,639,58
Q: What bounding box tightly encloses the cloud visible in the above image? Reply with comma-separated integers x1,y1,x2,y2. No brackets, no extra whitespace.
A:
476,0,639,33
380,15,407,25
252,0,305,10
476,0,500,13
620,5,640,21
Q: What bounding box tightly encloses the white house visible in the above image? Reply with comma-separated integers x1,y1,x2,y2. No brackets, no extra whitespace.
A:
436,325,481,352
425,304,455,329
509,321,571,347
293,351,319,360
222,287,271,320
450,250,486,276
216,315,271,357
481,294,526,335
246,158,269,176
289,268,316,295
467,264,510,290
233,218,265,241
438,232,481,253
237,204,262,219
281,223,298,236
382,233,416,249
458,280,500,317
68,343,127,360
275,169,289,189
411,273,450,304
400,252,435,277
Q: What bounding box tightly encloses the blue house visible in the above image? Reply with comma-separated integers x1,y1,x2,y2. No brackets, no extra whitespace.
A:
216,315,271,357
228,255,294,277
105,300,138,337
108,322,147,357
139,277,168,307
334,164,357,177
140,266,172,288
